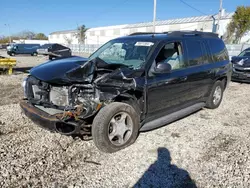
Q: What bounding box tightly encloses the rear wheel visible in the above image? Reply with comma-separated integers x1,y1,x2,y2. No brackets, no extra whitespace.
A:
92,102,139,153
10,52,15,56
32,52,38,56
206,81,224,109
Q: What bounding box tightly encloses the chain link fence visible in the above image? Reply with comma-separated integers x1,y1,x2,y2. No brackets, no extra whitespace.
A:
226,44,250,57
68,44,101,55
68,43,250,58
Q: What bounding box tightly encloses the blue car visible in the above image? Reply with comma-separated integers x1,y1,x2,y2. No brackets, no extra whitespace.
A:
7,43,41,56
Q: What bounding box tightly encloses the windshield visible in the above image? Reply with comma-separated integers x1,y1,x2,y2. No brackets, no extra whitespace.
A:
89,39,154,69
239,50,250,57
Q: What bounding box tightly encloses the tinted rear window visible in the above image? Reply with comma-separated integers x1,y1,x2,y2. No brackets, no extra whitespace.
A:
186,40,205,66
41,44,53,48
208,39,228,62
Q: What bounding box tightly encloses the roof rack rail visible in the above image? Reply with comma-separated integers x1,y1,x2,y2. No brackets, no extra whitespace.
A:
129,31,218,38
129,32,164,36
167,31,218,38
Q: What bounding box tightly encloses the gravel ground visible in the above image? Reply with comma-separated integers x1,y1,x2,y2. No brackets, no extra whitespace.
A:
0,72,250,187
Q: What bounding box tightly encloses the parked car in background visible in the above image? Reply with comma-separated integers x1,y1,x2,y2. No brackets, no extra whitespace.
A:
20,31,231,153
231,48,250,83
0,43,9,50
37,43,72,60
7,43,40,56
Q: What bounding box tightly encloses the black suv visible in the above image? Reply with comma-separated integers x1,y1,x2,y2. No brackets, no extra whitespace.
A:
20,31,231,153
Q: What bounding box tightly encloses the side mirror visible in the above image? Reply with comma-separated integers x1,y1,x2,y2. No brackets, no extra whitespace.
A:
152,62,172,74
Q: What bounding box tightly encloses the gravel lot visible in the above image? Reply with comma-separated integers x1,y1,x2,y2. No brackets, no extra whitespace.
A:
0,55,250,187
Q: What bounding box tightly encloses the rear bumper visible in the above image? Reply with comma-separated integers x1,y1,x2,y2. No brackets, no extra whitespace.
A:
20,100,60,132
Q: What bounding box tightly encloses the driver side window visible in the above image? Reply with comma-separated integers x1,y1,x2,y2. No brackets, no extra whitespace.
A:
155,42,184,70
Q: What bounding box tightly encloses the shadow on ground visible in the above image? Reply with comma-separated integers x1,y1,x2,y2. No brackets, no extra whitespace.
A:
134,147,197,188
14,67,33,73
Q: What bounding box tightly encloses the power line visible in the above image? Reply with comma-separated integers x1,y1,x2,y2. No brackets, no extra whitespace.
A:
179,0,208,16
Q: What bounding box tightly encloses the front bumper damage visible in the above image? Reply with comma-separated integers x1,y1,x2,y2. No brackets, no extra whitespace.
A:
20,99,91,136
20,100,59,132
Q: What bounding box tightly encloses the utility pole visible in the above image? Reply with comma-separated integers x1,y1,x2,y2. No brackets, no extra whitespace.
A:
217,0,223,34
153,0,157,32
4,24,11,43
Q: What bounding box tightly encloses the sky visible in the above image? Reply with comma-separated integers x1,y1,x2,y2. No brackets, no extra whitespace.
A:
0,0,249,36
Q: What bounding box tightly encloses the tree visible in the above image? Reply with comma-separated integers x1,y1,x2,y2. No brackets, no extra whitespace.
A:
17,30,36,39
0,36,9,44
34,33,48,40
76,25,88,44
226,6,250,44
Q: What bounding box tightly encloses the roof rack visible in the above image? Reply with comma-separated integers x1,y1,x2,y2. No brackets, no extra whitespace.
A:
167,31,218,38
129,31,218,38
129,32,164,36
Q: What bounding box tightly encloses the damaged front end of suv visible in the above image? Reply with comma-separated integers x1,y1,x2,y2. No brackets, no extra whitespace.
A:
21,57,143,137
20,38,151,142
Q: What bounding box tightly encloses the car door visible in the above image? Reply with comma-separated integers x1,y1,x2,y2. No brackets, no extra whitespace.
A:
19,45,25,54
183,39,214,102
145,40,191,122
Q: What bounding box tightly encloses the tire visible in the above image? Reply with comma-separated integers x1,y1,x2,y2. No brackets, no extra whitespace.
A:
92,102,140,153
49,55,53,60
10,52,15,56
32,52,38,56
205,81,224,109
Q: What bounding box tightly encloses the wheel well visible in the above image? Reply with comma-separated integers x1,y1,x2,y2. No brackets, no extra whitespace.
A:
113,93,142,115
217,77,227,90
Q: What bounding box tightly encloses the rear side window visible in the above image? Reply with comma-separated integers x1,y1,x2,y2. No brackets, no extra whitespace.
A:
185,40,205,66
208,39,228,62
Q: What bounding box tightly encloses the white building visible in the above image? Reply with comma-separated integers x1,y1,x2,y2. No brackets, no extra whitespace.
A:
13,39,49,45
49,11,240,46
49,30,78,45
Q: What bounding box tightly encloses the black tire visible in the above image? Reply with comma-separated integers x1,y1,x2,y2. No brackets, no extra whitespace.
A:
32,52,38,56
92,102,140,153
10,52,15,56
206,81,224,109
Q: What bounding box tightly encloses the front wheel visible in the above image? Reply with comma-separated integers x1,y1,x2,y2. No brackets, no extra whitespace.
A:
92,102,140,153
10,52,15,56
206,81,224,109
49,55,53,60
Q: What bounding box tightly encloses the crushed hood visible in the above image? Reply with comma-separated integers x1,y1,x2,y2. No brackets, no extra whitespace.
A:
30,57,142,89
30,56,89,84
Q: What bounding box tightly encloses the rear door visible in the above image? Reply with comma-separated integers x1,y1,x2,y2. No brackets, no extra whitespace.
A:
184,39,214,102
